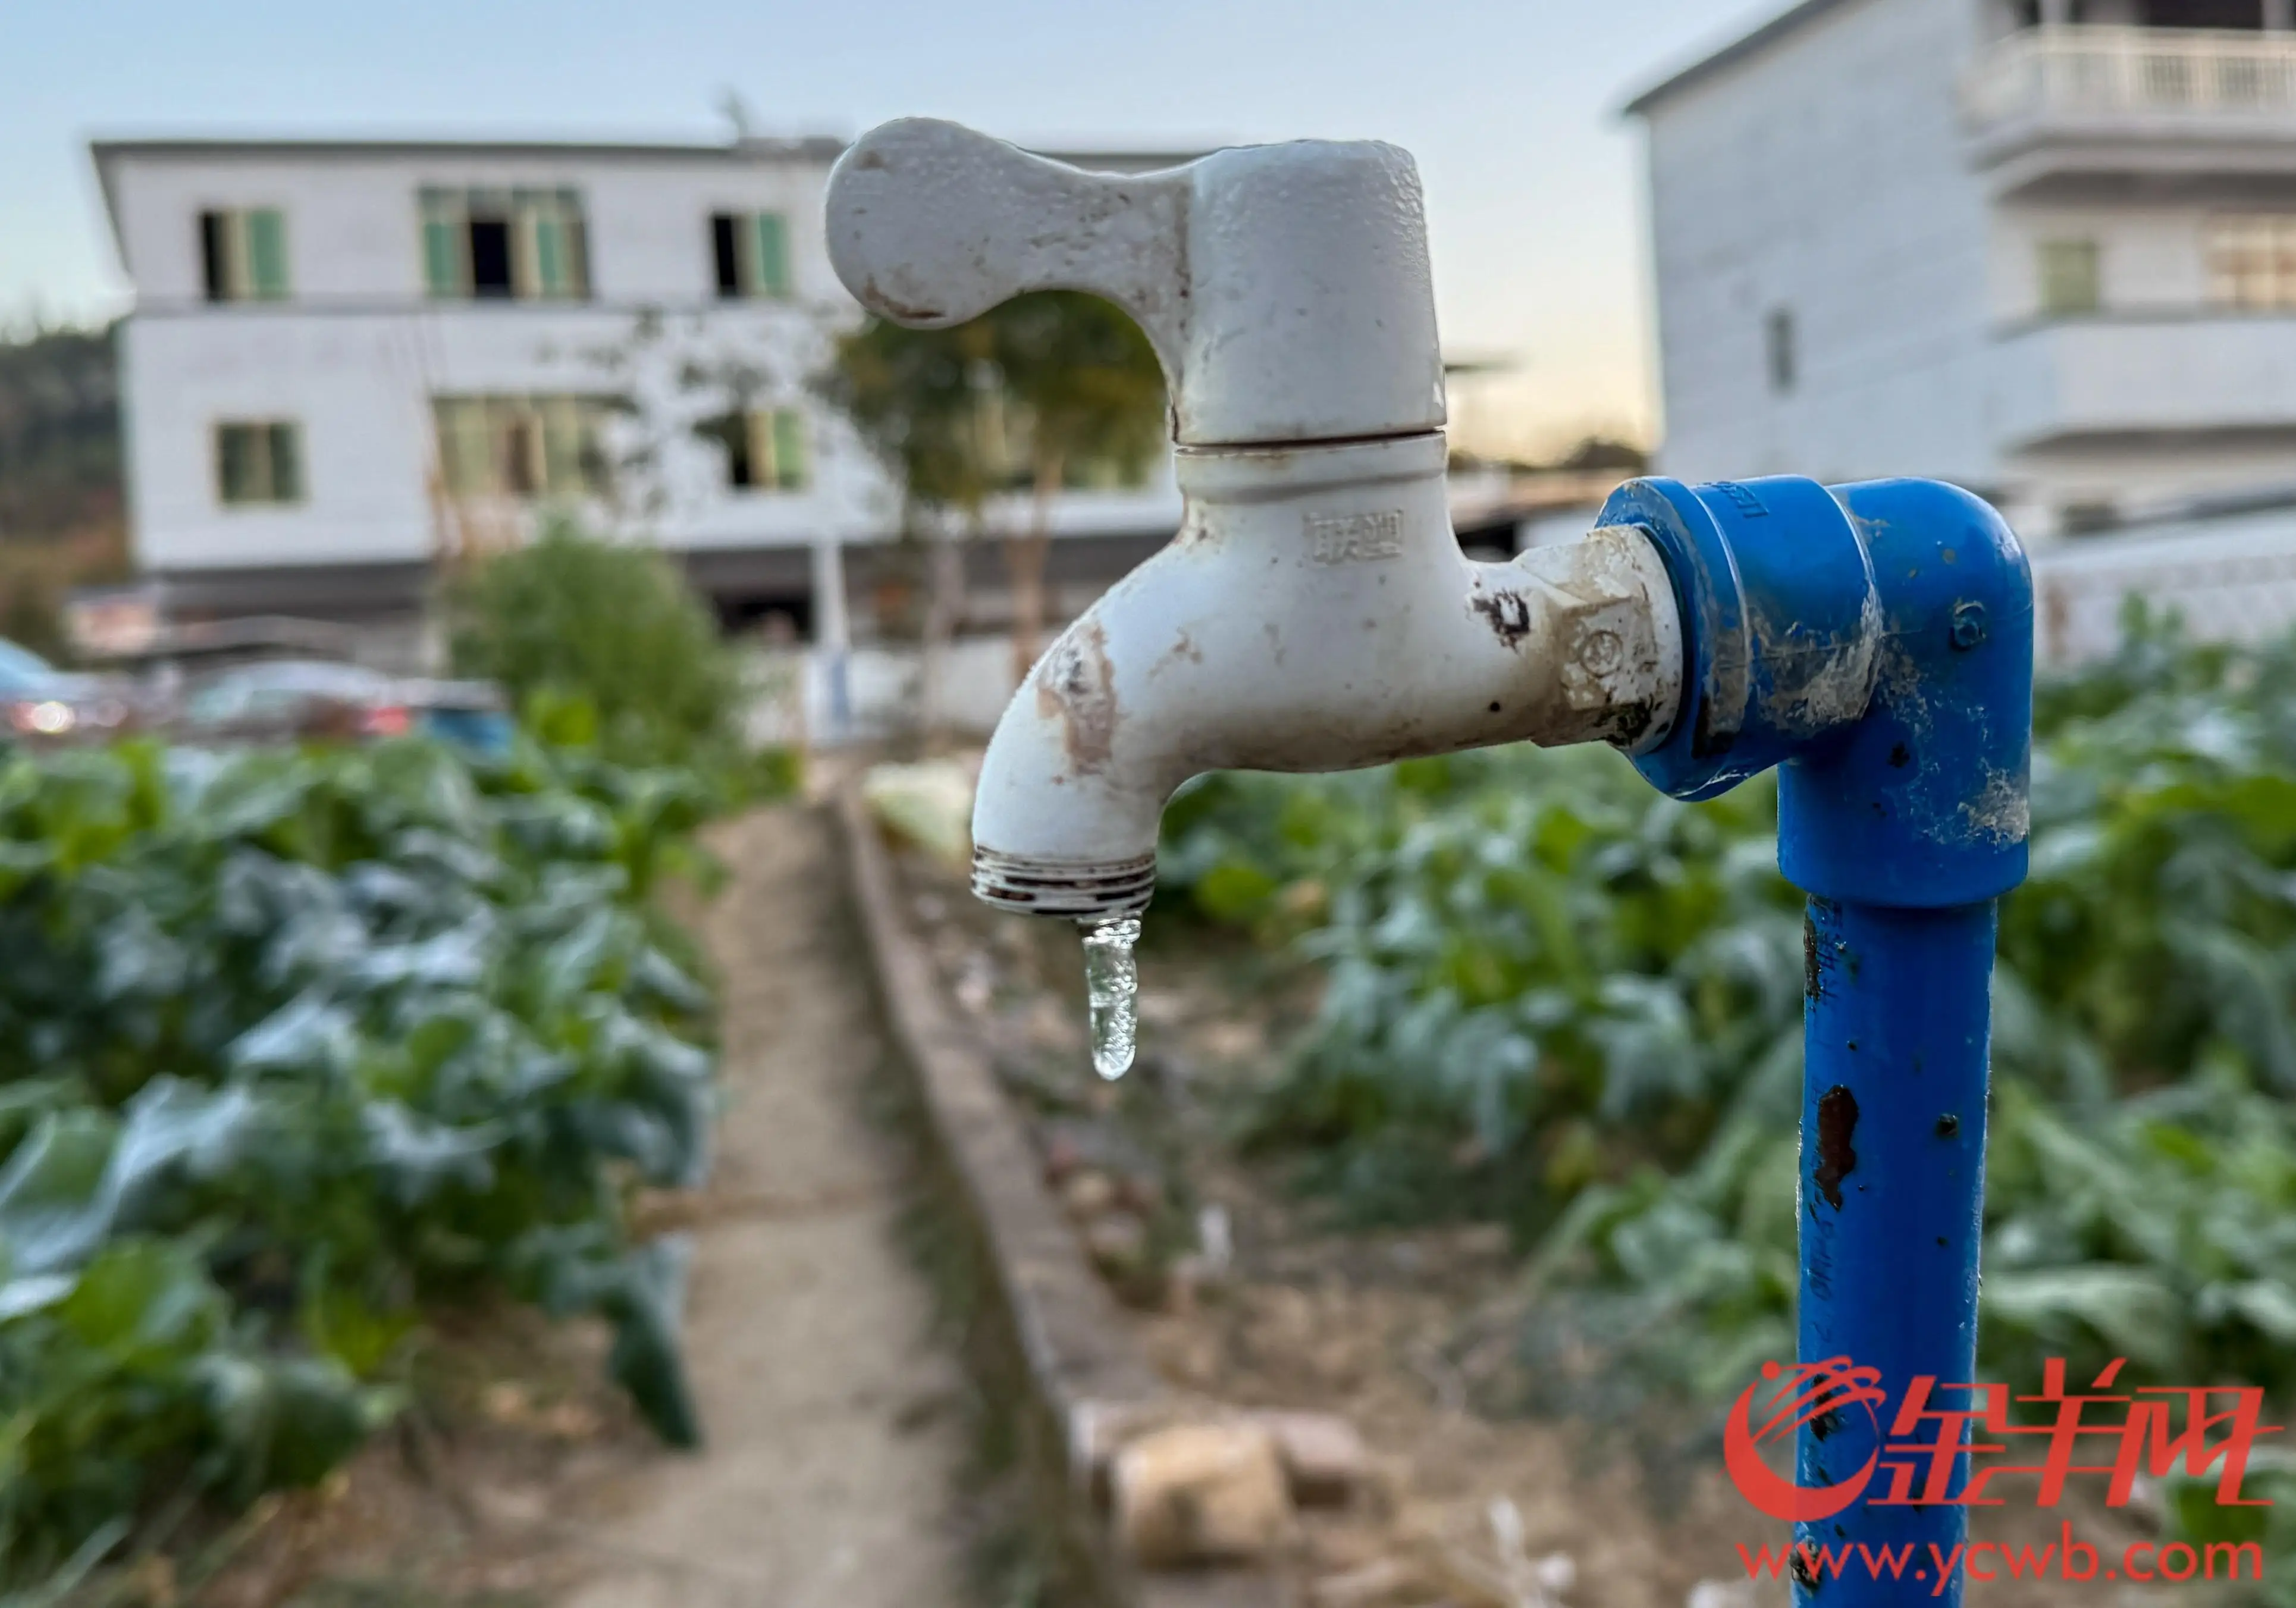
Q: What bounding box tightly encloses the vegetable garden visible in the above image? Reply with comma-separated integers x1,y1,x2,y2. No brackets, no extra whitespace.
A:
14,589,2296,1601
0,736,720,1595
1152,607,2296,1591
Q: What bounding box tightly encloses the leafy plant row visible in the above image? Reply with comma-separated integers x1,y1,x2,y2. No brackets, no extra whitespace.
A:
0,738,717,1590
1158,607,2296,1413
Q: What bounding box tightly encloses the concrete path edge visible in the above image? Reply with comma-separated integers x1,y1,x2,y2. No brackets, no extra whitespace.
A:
835,789,1284,1608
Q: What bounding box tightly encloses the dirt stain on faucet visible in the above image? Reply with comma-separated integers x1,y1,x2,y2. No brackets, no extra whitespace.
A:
1037,619,1121,774
1152,629,1203,678
855,275,945,323
1471,588,1533,650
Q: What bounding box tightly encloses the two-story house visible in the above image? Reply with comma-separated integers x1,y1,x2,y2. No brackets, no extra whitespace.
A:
89,134,1195,671
1630,0,2296,543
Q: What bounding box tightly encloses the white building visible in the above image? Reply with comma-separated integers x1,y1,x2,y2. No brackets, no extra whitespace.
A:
1629,0,2296,543
89,133,1196,672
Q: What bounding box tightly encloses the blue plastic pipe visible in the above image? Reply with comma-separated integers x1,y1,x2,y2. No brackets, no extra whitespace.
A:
1601,475,2034,1608
1798,898,1995,1593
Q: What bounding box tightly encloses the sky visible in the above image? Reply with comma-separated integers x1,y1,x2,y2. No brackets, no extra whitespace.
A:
0,0,1783,460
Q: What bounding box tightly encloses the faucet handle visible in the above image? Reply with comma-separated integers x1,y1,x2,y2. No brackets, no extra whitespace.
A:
824,117,1446,447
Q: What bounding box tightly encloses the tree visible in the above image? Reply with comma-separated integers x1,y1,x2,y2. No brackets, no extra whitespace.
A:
816,315,999,735
1554,435,1649,475
444,516,744,772
818,293,1168,722
0,322,133,659
988,293,1165,678
0,322,123,546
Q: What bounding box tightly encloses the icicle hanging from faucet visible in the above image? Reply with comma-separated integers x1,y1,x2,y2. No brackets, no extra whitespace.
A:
1078,916,1141,1080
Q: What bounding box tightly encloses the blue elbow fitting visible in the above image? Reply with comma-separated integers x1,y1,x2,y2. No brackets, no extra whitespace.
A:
1599,475,2034,1608
1604,475,2032,907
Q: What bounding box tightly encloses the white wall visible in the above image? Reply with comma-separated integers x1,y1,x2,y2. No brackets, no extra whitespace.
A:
1988,200,2218,321
2033,503,2296,663
102,143,1183,580
1986,201,2296,523
124,314,435,568
2019,433,2296,516
1643,0,2002,490
105,146,843,309
122,303,895,571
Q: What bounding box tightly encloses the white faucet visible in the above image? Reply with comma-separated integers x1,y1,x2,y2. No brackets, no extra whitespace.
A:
826,118,1686,920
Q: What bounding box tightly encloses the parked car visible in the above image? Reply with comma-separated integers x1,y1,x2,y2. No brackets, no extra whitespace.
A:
177,659,514,754
0,638,136,747
400,678,516,757
178,659,410,744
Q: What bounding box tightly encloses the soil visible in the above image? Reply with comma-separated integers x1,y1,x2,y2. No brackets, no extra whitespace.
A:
182,796,2168,1608
883,835,2167,1608
195,806,971,1608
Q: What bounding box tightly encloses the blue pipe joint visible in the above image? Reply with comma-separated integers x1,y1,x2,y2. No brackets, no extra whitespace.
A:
1602,475,2034,908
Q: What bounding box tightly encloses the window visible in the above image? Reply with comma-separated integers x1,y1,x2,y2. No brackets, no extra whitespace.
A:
421,189,589,300
703,408,810,491
2010,0,2106,23
2144,0,2266,28
215,422,302,505
2037,239,2102,315
433,396,614,498
710,211,792,299
1765,308,1796,394
200,208,290,302
2207,214,2296,309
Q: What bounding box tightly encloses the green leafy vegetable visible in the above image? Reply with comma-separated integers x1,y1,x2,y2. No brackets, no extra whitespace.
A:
1162,608,2296,1439
0,736,717,1587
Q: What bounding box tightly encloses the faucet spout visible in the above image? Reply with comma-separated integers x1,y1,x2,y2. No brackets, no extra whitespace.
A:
970,432,1685,919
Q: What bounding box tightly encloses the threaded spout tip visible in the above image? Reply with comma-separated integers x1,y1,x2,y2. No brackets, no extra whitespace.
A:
970,846,1156,920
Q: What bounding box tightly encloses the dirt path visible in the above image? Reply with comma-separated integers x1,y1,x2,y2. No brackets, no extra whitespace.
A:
560,805,968,1608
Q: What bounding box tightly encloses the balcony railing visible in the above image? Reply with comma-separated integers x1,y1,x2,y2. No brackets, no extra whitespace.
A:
1991,311,2296,449
1966,25,2296,131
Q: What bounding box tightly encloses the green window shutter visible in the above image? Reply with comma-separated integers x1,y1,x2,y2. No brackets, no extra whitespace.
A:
246,209,290,298
741,411,770,486
422,220,461,296
422,190,463,297
557,190,589,298
770,409,808,490
2038,239,2101,316
534,214,566,299
216,216,249,300
267,423,302,500
508,196,539,299
434,399,488,493
754,213,790,297
217,422,297,503
540,397,585,493
516,192,588,300
217,425,253,503
561,216,589,298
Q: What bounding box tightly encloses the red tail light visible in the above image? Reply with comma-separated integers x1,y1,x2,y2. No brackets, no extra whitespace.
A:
361,704,413,738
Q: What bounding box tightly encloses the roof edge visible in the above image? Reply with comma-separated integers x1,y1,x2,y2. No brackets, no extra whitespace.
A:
1621,0,1858,118
87,134,849,162
83,133,1217,168
79,131,1223,257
